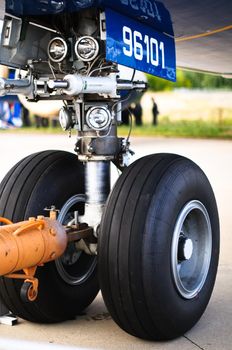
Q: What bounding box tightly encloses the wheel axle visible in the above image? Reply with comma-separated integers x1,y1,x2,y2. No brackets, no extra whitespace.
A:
178,236,193,261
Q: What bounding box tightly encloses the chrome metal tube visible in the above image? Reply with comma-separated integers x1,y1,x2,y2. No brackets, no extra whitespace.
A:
0,78,33,96
117,81,147,90
85,161,111,205
83,161,111,237
47,80,69,90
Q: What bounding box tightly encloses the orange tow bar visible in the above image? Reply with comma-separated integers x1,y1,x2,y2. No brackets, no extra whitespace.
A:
0,216,67,301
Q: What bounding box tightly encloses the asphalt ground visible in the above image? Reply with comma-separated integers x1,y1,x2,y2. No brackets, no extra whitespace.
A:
0,133,231,349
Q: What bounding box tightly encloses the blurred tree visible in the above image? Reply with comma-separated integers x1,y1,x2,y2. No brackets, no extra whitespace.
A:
147,69,232,91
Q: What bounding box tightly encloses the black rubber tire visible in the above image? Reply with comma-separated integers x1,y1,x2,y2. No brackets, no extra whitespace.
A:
20,282,37,303
0,150,99,323
99,153,220,340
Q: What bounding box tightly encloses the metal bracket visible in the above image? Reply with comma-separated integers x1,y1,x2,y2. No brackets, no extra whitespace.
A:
0,301,17,326
6,266,39,302
0,313,18,326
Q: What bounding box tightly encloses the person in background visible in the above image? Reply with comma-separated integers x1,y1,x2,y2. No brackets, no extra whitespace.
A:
34,115,49,128
122,108,130,125
21,103,31,127
151,97,159,126
130,102,143,126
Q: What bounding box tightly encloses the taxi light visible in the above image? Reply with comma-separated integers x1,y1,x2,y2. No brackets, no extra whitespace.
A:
48,37,68,63
75,36,99,62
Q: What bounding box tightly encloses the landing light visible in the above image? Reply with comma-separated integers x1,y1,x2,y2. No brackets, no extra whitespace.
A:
59,107,73,130
75,36,99,62
48,37,68,63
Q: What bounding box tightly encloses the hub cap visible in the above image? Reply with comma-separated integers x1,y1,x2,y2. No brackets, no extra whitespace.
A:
55,194,97,285
171,200,212,299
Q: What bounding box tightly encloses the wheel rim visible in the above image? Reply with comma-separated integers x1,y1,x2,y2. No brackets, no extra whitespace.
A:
55,194,97,286
171,200,212,299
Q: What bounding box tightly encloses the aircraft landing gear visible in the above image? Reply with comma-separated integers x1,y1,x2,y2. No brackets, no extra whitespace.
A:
0,147,220,338
0,141,220,338
0,4,220,340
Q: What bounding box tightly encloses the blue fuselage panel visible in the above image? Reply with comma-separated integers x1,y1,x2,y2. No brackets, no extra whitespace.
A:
4,0,232,75
5,0,174,36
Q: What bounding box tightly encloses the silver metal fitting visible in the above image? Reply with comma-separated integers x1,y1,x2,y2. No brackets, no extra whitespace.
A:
86,106,112,131
0,78,33,97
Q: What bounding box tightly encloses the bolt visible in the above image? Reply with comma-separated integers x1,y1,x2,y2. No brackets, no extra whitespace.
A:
29,217,36,222
49,228,56,236
37,215,44,220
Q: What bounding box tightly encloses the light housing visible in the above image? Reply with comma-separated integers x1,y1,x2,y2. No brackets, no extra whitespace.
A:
86,106,111,131
59,107,73,130
75,36,99,62
48,37,68,63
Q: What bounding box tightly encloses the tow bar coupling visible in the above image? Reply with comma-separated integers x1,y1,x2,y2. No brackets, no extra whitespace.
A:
0,216,68,302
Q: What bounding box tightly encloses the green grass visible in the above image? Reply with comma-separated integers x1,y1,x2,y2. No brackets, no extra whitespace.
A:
118,118,232,139
1,118,232,139
0,126,64,134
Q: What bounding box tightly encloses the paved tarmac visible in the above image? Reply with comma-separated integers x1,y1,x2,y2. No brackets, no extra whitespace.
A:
0,133,231,349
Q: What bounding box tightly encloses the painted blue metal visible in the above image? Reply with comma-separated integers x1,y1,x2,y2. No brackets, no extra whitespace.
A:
4,0,232,75
103,1,173,36
5,0,174,36
106,9,176,81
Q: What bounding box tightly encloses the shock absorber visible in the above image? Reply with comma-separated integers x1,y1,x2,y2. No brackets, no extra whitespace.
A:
84,160,111,236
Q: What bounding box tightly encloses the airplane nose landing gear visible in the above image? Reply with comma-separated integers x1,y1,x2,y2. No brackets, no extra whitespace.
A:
0,7,219,339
